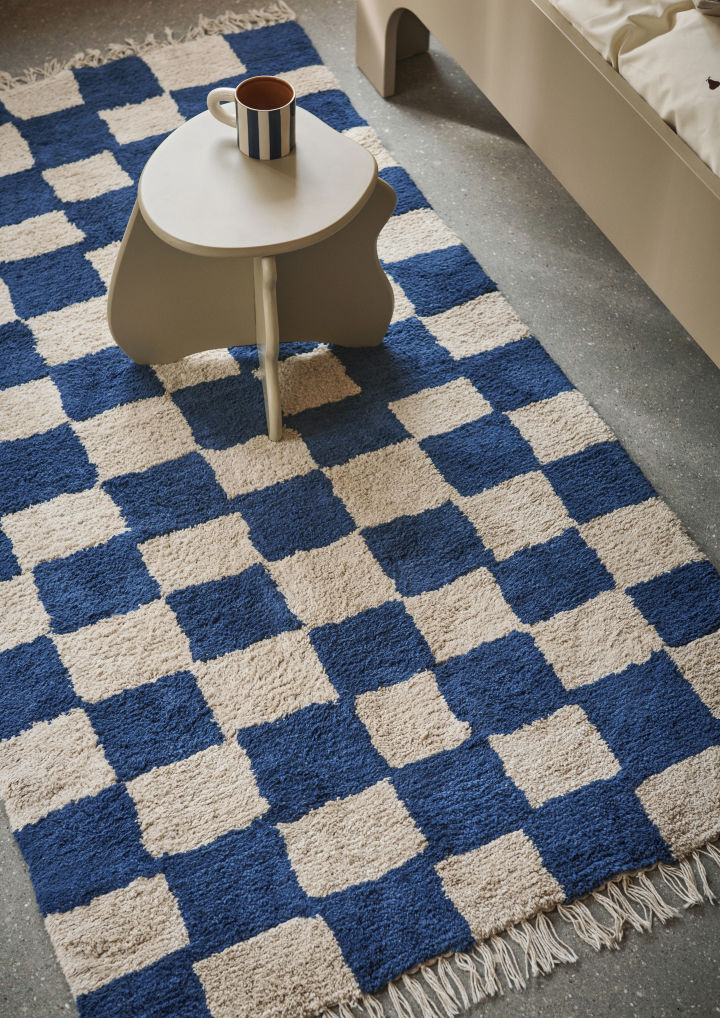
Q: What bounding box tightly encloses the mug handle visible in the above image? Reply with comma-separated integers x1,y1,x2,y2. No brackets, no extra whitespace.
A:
207,88,236,127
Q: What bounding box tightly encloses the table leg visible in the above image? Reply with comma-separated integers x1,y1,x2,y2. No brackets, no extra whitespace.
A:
254,255,282,442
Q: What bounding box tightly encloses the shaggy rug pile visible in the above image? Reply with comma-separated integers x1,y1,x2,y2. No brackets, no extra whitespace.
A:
0,5,719,1018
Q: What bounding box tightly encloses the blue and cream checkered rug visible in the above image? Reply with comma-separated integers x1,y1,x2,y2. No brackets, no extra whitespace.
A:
1,5,720,1018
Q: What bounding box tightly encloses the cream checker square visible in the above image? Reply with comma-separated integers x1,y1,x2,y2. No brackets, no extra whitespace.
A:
0,211,84,264
268,533,398,628
0,574,49,653
279,64,339,98
326,439,453,528
205,428,315,498
669,631,720,719
128,741,269,856
54,599,193,702
99,94,184,145
532,590,663,690
42,151,133,203
457,470,572,559
139,513,258,594
436,829,563,939
406,568,518,663
390,276,415,323
0,123,33,177
508,390,614,464
195,916,359,1018
389,378,491,440
489,704,620,807
355,671,470,767
28,297,115,365
0,709,114,829
421,291,530,360
377,208,459,264
195,629,337,737
0,277,16,326
343,125,397,170
277,346,359,416
3,489,126,570
580,497,704,589
143,36,245,90
46,875,188,996
85,241,120,289
153,349,239,392
0,377,66,441
2,70,82,120
278,779,426,897
636,746,720,858
72,396,196,480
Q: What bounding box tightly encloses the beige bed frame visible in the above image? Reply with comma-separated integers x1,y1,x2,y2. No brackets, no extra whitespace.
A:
356,0,720,368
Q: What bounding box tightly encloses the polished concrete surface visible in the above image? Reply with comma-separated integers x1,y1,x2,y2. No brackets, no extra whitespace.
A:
1,2,719,1016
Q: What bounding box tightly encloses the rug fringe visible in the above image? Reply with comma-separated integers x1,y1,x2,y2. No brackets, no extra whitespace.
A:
320,838,719,1018
0,2,295,90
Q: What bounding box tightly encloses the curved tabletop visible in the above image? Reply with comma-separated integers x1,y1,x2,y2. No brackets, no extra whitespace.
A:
138,107,377,257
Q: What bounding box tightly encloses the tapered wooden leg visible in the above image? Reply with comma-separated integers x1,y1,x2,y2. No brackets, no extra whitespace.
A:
254,255,282,442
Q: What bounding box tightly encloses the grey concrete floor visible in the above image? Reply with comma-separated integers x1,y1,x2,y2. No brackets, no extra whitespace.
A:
1,1,720,1017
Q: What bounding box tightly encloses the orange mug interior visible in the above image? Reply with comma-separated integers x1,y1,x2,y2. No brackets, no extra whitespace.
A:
235,76,294,111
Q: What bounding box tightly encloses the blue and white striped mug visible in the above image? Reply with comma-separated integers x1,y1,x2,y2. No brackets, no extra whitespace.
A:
207,76,296,160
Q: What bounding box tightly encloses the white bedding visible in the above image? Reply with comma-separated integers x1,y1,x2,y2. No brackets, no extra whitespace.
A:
548,0,720,176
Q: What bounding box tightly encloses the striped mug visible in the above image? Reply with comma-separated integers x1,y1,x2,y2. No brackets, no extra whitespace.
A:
207,76,296,160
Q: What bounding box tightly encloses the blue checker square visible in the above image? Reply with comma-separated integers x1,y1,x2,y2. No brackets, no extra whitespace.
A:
168,563,300,662
52,346,163,421
336,319,460,402
421,413,538,497
363,501,492,596
310,601,433,696
319,855,471,993
387,245,496,317
86,672,223,782
0,528,19,582
171,76,248,122
380,166,430,216
287,391,408,469
436,631,566,737
0,637,78,742
0,425,96,515
165,823,308,957
227,21,321,73
103,453,231,542
172,375,266,449
74,56,162,109
1,245,106,319
0,321,48,390
392,738,531,861
115,135,165,184
15,785,156,915
462,337,572,411
545,441,656,525
298,90,366,133
65,187,136,249
78,949,211,1018
18,106,115,168
628,560,720,647
0,169,58,227
572,652,720,784
237,701,388,822
236,471,354,561
525,776,672,900
34,535,159,634
493,527,614,625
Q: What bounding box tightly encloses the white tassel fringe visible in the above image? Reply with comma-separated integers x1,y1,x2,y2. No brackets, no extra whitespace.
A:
320,840,719,1018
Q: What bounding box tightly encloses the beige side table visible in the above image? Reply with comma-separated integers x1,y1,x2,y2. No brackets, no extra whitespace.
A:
108,106,396,440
